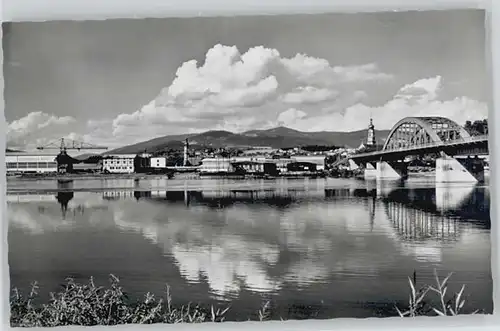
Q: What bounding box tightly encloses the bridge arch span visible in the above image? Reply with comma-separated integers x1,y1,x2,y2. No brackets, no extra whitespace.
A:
382,116,471,152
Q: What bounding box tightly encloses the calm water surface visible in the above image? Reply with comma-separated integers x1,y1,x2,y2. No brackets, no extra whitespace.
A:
7,176,492,319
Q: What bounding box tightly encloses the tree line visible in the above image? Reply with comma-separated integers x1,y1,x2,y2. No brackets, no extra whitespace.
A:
464,119,488,135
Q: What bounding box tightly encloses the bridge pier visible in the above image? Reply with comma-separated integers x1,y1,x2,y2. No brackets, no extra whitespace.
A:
364,162,377,180
376,160,408,180
348,159,360,171
348,160,377,180
436,153,485,183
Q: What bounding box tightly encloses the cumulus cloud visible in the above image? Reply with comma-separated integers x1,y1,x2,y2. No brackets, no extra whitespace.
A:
277,108,307,127
281,86,339,104
110,44,393,139
281,75,488,132
80,119,123,148
398,76,441,99
3,46,393,147
331,63,394,82
5,112,120,150
8,47,485,148
7,111,76,149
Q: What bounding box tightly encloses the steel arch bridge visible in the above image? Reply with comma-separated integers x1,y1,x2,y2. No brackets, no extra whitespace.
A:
349,116,488,163
381,116,471,151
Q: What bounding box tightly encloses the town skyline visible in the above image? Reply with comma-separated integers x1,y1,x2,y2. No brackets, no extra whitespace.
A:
3,9,489,150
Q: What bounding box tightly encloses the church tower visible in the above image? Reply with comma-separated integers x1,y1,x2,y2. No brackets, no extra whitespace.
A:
367,118,375,146
183,138,189,166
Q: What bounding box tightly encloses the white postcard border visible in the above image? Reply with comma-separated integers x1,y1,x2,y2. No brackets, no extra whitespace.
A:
1,1,498,331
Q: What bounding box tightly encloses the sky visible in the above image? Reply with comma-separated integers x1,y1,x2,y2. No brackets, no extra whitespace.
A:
3,9,490,149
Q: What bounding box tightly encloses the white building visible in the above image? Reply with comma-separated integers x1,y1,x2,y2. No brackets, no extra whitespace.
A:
102,154,136,173
6,153,58,173
199,157,235,173
150,157,167,168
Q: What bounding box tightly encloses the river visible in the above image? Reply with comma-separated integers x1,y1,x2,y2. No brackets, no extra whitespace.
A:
6,175,492,320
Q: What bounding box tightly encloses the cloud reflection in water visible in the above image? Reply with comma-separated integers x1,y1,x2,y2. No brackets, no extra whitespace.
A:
7,180,489,300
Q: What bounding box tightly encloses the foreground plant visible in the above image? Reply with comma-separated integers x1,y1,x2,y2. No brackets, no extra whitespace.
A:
395,270,480,317
10,275,230,327
11,271,485,327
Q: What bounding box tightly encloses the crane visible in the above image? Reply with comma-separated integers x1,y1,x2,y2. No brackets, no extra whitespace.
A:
36,138,108,152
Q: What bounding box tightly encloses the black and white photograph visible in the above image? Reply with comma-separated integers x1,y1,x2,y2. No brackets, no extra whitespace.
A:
3,8,492,327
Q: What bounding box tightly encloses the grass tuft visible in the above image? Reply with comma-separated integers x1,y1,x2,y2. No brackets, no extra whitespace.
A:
10,275,229,327
395,270,484,317
10,270,485,327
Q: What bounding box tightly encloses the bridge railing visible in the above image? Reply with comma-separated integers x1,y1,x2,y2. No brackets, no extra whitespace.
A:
351,134,488,158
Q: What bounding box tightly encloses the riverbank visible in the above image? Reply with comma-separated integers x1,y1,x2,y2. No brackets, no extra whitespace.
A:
10,271,484,327
6,173,170,182
6,168,433,182
7,171,328,182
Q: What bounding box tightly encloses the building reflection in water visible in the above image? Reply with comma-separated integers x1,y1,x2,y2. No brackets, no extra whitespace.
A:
7,180,490,299
56,192,74,219
103,190,135,200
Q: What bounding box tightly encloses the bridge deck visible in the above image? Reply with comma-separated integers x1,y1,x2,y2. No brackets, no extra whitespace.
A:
350,135,488,161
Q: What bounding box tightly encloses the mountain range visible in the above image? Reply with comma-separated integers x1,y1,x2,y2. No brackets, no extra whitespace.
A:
107,126,390,155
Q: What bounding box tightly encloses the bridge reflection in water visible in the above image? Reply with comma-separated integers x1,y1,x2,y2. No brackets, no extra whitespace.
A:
7,178,491,317
11,183,486,263
385,201,459,243
7,181,488,231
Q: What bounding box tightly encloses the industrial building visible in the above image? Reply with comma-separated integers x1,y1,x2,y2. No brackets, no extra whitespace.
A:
133,153,152,173
55,151,80,173
199,156,269,174
231,160,278,175
274,158,295,173
6,152,58,174
199,157,234,173
199,155,326,175
287,161,317,172
292,155,326,171
102,154,136,173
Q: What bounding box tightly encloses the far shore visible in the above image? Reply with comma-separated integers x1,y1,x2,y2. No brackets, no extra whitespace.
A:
6,167,489,183
6,173,171,182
